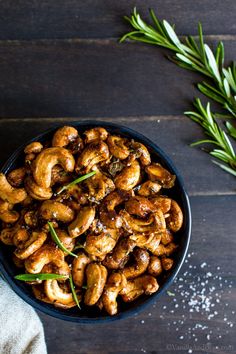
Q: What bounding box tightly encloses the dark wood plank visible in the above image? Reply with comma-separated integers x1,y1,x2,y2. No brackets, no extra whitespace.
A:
0,118,235,195
38,195,236,354
0,0,236,40
0,38,236,118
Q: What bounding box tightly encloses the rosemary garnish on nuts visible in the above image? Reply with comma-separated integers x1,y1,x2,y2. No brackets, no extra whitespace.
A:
69,275,81,309
48,222,78,258
57,171,96,195
15,273,67,281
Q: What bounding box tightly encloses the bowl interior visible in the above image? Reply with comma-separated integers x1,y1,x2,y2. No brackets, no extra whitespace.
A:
0,121,191,323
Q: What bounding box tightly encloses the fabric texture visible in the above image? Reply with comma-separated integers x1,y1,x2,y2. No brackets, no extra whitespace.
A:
0,278,47,354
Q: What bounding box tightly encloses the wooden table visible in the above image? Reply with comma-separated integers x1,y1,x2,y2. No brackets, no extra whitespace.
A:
0,1,235,353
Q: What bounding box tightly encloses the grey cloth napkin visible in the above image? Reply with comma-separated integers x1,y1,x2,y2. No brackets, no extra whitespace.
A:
0,278,47,354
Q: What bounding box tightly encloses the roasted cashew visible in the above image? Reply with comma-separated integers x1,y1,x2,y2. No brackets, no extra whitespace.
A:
152,242,177,256
102,272,127,315
0,227,17,245
24,142,43,154
162,257,174,271
100,190,133,228
85,168,115,202
145,163,176,188
25,244,70,276
137,181,161,197
57,184,88,205
130,232,162,255
85,229,119,259
24,210,38,227
14,231,47,260
76,141,109,173
114,160,140,190
166,200,183,232
103,237,136,270
84,127,108,143
40,200,74,223
128,141,151,166
120,275,159,302
160,230,174,245
0,173,27,204
121,248,150,279
7,167,26,188
148,256,163,276
68,206,95,238
84,263,107,306
120,210,166,233
125,196,156,218
150,196,171,214
72,251,91,287
0,199,19,223
52,126,78,147
51,165,71,186
24,176,53,200
32,147,75,188
44,279,80,307
107,135,130,160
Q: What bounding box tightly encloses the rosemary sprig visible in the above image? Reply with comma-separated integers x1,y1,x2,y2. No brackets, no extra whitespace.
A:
69,275,81,309
120,8,236,120
15,273,67,281
185,99,236,176
57,171,96,195
48,222,78,258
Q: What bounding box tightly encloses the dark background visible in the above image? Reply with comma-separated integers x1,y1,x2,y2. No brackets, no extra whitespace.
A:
0,1,235,353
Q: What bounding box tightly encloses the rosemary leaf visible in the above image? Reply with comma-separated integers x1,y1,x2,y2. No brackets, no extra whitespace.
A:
48,222,78,258
15,273,67,281
69,275,81,309
57,171,96,195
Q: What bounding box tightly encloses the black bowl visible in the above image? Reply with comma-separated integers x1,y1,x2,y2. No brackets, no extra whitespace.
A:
0,121,191,323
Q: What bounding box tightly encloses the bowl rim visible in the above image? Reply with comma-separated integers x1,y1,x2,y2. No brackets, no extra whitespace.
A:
0,120,191,323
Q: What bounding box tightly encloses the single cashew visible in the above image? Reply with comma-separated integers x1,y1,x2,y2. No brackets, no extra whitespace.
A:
44,279,80,307
32,147,75,188
114,160,140,190
107,135,130,160
145,163,176,188
40,200,74,223
125,196,156,218
24,176,53,200
68,206,95,238
0,227,17,245
152,242,177,256
130,232,162,255
102,272,127,315
76,141,109,173
100,190,133,228
72,251,91,287
13,228,29,246
166,200,183,232
24,210,38,227
52,126,79,147
120,275,159,302
120,210,166,233
0,199,19,223
84,127,108,143
51,165,71,186
84,263,107,306
14,230,47,260
24,142,43,154
103,237,136,270
56,229,75,253
129,141,151,166
85,229,119,259
137,181,161,197
25,244,70,276
85,168,115,202
121,248,150,279
7,167,26,187
150,196,171,214
0,173,27,204
160,230,174,245
148,256,163,276
162,257,174,271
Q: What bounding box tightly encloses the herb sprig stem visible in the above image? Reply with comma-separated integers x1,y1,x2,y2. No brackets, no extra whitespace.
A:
48,222,78,258
57,171,96,195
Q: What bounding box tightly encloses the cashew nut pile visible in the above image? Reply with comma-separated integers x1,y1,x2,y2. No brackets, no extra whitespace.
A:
0,126,183,315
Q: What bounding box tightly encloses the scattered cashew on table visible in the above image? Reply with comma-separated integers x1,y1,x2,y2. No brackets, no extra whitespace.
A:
0,125,183,316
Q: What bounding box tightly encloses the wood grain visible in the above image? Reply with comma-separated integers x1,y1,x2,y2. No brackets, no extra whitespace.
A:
0,0,235,40
38,195,236,354
0,38,236,118
0,118,235,195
